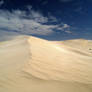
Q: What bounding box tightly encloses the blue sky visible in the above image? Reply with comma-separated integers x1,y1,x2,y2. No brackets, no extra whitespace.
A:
0,0,92,40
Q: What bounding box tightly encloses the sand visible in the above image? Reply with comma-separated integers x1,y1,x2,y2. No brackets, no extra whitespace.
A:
0,35,92,92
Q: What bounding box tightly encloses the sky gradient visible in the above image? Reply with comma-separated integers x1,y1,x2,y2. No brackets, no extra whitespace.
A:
0,0,92,40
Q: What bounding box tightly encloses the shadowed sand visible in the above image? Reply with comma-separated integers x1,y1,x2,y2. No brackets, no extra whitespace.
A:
0,35,92,92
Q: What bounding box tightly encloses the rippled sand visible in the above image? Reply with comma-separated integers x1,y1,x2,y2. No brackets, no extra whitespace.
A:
0,36,92,92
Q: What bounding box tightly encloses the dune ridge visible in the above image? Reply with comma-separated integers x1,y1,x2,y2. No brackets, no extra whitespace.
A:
0,35,92,92
23,36,92,84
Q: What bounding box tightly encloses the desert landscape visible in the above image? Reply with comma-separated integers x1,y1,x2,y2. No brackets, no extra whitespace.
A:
0,0,92,92
0,35,92,92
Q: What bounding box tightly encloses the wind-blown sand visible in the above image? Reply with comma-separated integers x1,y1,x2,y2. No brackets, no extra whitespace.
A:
0,36,92,92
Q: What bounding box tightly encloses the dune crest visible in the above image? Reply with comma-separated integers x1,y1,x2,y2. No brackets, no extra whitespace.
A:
23,36,92,84
0,36,92,92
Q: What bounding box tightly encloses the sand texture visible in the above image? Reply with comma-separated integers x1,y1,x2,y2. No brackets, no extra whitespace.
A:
0,36,92,92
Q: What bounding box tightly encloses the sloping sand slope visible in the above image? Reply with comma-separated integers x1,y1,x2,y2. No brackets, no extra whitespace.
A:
0,36,92,92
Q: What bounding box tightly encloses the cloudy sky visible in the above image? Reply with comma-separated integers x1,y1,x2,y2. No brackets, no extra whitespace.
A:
0,0,92,40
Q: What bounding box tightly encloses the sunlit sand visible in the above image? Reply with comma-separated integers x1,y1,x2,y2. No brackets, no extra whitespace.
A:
0,36,92,92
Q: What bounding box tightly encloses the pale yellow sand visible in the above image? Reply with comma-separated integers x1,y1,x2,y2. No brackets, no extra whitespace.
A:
0,36,92,92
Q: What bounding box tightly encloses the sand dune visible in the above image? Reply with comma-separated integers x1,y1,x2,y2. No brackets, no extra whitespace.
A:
0,35,92,92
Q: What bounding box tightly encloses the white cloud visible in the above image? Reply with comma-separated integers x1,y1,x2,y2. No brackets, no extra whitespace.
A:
30,10,48,23
63,24,70,28
56,24,70,31
27,5,32,11
48,13,58,22
65,30,72,34
0,0,4,6
0,7,71,36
